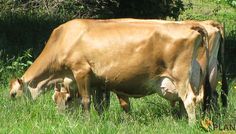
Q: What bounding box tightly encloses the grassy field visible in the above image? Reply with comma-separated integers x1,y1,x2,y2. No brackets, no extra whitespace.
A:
1,0,236,133
0,80,236,133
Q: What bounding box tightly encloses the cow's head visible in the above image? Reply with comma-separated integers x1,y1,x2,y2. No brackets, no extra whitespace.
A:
52,84,71,111
9,78,24,98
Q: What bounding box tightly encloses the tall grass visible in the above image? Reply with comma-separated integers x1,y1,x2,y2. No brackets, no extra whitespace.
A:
1,78,236,133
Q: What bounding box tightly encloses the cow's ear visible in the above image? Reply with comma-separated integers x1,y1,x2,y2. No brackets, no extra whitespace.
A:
17,78,23,85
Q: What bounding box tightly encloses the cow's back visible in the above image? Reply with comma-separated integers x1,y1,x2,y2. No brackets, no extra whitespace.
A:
63,21,204,97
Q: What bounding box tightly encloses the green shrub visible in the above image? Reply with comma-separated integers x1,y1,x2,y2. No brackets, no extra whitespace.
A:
0,0,185,60
0,49,33,85
0,0,185,19
215,0,236,7
6,49,33,74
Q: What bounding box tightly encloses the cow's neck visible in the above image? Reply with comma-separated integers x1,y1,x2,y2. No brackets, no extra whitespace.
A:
23,42,61,82
21,71,54,99
20,48,60,98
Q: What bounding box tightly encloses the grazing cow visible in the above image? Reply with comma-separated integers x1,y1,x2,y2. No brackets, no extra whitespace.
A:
96,19,227,113
52,77,80,111
52,77,110,113
51,20,229,116
9,19,209,124
53,83,71,111
52,77,109,113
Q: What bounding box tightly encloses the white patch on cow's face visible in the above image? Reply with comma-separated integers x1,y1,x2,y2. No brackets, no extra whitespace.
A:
9,79,23,98
63,77,73,87
29,87,42,100
60,87,67,93
52,90,70,111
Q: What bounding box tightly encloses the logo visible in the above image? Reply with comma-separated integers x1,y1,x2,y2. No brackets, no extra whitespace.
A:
201,118,236,131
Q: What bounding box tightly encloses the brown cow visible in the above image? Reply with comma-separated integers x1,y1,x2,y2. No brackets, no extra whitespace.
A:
9,19,209,124
48,19,229,116
95,19,227,113
53,83,71,111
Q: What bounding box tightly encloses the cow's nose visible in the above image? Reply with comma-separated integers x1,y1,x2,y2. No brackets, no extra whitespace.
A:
10,92,16,98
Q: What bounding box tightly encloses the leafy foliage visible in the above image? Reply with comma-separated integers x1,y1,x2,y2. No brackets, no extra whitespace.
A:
0,0,185,60
215,0,236,7
6,49,33,74
0,0,184,19
0,49,33,85
87,0,185,19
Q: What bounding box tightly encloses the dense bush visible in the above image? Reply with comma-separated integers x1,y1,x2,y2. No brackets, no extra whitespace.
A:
0,0,184,19
0,0,184,59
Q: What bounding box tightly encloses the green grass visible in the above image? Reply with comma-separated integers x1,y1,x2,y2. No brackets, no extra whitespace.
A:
0,81,236,133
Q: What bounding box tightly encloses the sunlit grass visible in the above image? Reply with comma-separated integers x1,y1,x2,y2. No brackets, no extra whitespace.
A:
0,80,235,133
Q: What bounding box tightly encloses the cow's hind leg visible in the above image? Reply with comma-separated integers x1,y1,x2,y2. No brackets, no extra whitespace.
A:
182,92,197,125
117,94,130,113
209,60,219,112
104,90,110,110
93,88,110,115
178,100,187,118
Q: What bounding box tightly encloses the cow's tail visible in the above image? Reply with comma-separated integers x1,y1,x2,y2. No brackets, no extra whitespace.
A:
207,21,228,108
191,25,212,111
217,23,228,108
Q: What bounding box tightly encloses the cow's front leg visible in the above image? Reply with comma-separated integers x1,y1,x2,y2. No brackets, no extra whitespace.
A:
72,67,91,113
117,94,130,113
78,76,90,112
